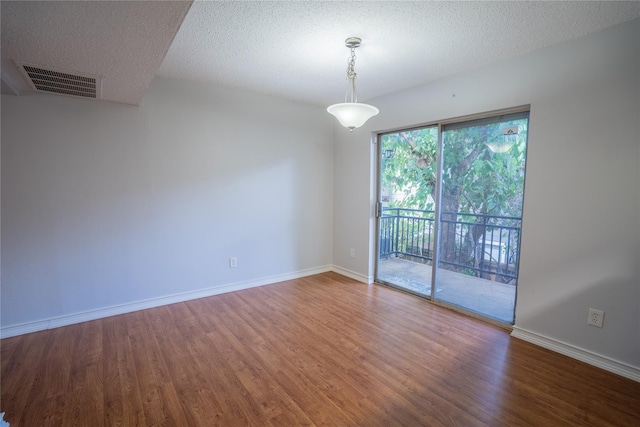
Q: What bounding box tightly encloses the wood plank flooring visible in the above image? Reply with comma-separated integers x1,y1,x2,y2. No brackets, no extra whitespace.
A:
1,272,639,426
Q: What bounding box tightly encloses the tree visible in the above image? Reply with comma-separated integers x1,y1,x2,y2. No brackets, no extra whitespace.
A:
380,118,528,278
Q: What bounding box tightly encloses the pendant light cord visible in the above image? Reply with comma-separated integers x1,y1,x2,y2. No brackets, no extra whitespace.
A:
345,47,358,103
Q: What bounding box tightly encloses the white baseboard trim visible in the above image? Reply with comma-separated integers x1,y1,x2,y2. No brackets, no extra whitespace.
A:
330,265,372,284
0,265,332,339
511,326,640,383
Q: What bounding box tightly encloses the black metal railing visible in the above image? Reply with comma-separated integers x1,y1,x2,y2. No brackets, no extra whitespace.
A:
380,208,521,284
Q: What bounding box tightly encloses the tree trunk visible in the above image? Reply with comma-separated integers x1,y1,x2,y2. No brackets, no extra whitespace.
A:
438,187,461,266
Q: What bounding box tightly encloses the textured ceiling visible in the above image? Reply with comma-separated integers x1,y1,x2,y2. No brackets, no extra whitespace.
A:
157,0,640,106
2,1,639,106
1,0,192,105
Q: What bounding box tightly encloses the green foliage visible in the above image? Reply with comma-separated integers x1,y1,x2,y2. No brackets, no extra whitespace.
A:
460,267,477,277
380,127,438,211
380,119,528,219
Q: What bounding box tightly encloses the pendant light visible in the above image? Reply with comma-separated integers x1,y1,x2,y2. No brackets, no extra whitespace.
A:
484,126,520,153
327,37,379,131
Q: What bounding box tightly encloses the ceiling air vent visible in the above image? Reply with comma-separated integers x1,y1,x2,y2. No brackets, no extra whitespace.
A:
16,62,101,99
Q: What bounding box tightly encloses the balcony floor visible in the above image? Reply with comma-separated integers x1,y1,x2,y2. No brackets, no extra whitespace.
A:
377,256,516,324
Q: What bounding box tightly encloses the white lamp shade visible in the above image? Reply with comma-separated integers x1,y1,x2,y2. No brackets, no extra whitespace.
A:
484,141,515,153
327,102,379,129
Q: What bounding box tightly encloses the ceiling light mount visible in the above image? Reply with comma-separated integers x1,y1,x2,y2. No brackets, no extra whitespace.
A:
327,37,379,132
344,37,361,49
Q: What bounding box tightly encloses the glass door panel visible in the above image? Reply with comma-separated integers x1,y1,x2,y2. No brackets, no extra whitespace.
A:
435,112,529,323
376,126,438,297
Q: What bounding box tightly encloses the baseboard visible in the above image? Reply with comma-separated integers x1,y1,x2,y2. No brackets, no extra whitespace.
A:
0,265,332,339
330,265,372,284
511,326,640,383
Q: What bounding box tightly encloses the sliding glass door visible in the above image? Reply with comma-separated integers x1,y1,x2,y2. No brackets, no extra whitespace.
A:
376,108,529,324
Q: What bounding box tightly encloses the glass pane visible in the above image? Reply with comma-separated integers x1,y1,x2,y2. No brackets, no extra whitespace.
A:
377,127,438,297
435,112,529,323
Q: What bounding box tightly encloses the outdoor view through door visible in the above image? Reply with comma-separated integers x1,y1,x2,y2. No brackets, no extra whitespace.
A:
376,109,529,324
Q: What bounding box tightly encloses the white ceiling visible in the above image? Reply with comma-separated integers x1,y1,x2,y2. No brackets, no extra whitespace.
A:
2,1,639,107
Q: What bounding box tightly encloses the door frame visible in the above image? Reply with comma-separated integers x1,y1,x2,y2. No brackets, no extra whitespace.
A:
373,105,531,326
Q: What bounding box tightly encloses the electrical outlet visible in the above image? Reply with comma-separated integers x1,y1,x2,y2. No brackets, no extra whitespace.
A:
588,308,604,328
229,257,238,268
350,248,355,258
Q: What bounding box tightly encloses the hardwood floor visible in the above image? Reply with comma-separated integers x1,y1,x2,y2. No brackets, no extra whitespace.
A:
1,272,639,426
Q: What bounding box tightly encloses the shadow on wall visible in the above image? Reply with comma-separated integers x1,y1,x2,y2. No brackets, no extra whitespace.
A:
515,267,639,371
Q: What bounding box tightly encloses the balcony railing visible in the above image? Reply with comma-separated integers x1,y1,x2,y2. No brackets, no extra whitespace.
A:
379,208,521,284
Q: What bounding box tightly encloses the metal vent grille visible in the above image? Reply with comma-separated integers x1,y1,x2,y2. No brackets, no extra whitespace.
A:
16,63,101,99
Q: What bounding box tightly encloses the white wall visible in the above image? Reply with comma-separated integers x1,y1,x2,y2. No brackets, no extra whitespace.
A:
333,19,639,373
1,77,334,331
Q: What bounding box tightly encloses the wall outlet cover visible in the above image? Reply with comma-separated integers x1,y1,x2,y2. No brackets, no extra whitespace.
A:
588,308,604,328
